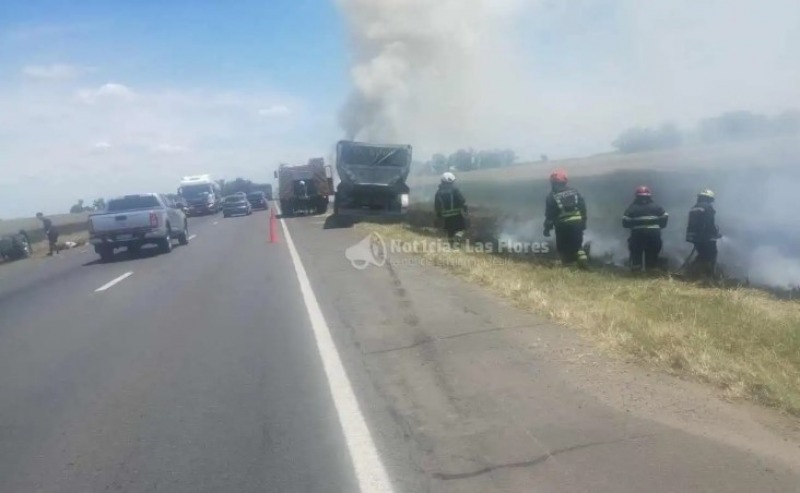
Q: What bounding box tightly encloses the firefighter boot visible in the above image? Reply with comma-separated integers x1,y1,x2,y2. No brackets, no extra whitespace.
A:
453,231,464,249
577,243,591,269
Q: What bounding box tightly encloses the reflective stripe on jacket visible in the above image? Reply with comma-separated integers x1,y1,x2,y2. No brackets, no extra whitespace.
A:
545,188,587,229
622,199,668,232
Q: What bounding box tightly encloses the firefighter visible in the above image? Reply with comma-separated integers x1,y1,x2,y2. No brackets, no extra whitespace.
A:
686,189,720,277
622,186,668,272
543,170,588,266
434,172,468,247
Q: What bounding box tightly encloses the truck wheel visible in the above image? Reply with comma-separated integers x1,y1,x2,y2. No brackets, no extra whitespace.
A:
159,228,173,254
178,222,189,246
99,246,114,263
158,237,173,254
316,199,328,215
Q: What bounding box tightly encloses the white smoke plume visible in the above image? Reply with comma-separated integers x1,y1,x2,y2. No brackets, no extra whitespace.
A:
335,0,525,152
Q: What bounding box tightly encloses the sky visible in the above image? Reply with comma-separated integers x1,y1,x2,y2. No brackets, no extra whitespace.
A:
1,0,799,217
0,0,348,217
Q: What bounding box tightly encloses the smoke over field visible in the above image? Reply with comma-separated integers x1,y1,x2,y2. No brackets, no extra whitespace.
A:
409,139,800,289
335,1,800,288
335,0,800,157
334,0,525,152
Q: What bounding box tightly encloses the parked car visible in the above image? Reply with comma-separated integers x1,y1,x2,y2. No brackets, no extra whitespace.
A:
247,191,269,210
222,195,252,217
89,193,189,262
0,230,32,261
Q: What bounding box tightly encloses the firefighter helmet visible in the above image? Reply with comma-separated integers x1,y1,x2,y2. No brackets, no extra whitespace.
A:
441,172,456,184
635,186,652,197
698,189,715,200
549,170,568,184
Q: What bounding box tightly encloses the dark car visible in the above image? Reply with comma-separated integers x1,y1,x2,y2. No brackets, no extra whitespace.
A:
222,195,252,218
247,191,269,210
0,230,32,261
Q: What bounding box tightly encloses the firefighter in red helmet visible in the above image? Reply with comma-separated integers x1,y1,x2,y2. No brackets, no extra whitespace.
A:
622,186,669,272
544,170,588,267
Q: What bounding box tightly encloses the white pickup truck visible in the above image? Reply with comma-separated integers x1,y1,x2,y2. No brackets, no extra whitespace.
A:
89,193,189,262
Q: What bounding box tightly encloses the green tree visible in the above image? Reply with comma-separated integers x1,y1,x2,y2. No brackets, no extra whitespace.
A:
70,199,86,213
222,177,254,195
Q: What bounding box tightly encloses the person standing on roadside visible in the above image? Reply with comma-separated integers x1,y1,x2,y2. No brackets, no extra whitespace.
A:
543,170,588,267
686,189,721,278
36,212,59,256
622,186,669,272
434,172,468,247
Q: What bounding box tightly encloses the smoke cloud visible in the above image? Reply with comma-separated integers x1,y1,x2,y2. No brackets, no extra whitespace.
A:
336,0,800,158
336,0,800,288
335,0,524,151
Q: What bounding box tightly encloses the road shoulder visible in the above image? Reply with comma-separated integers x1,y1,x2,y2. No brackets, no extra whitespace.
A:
287,214,800,492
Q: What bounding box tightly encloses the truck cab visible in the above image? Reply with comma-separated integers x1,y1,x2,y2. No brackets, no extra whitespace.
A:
333,140,412,217
178,175,222,216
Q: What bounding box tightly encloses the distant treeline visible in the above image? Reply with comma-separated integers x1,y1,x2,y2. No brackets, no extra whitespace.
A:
613,109,800,154
215,178,272,197
68,198,106,213
422,148,518,174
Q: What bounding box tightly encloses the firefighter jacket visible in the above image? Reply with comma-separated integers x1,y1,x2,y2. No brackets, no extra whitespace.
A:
686,202,719,243
435,184,467,218
545,187,587,230
622,198,668,233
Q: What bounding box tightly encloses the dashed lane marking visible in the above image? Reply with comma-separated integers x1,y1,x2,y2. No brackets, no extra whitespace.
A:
94,272,133,292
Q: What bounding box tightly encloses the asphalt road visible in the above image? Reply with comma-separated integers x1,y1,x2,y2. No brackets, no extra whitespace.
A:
0,207,798,493
0,211,364,493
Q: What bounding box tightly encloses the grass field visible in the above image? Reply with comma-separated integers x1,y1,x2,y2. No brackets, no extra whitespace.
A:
364,222,800,416
409,137,800,288
0,212,90,242
376,138,800,414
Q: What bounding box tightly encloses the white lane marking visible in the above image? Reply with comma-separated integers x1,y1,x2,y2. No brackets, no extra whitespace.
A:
278,210,395,493
213,221,219,225
188,234,197,241
94,272,133,292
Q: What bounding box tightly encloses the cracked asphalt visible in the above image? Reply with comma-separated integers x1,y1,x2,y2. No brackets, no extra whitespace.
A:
0,209,798,492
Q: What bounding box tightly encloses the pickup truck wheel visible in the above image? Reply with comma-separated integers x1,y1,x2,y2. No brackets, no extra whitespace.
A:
178,223,189,246
159,229,173,254
158,237,173,254
99,246,114,263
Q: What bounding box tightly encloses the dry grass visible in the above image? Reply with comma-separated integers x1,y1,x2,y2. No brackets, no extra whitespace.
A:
365,223,800,415
29,232,89,258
